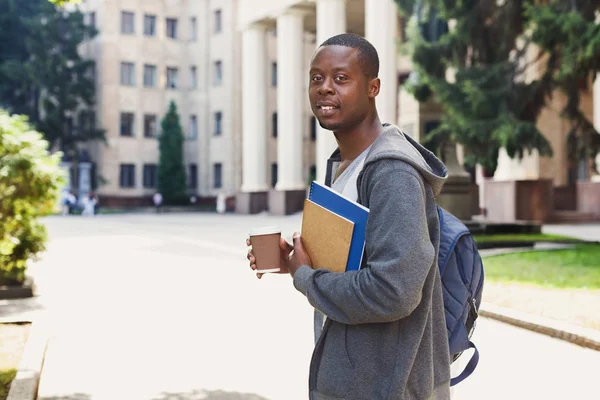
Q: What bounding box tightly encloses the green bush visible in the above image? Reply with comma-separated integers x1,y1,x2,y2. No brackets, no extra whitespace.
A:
0,110,64,285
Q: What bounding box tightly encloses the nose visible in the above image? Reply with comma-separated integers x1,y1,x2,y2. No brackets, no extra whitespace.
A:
317,76,335,96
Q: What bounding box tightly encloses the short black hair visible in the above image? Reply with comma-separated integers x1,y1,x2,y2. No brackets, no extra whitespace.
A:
320,33,379,79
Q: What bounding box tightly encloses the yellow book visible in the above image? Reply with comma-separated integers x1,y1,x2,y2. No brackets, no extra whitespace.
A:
301,199,355,273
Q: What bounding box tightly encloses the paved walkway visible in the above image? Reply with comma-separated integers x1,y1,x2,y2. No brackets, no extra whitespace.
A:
1,214,599,399
543,223,600,242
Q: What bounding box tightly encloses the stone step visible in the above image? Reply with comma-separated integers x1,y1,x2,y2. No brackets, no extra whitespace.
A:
548,210,600,223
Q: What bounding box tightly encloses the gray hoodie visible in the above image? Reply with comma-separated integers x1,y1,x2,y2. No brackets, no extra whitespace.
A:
293,124,452,400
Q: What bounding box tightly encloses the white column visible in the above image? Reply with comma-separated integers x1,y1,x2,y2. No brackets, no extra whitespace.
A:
365,0,398,125
315,0,346,183
78,162,92,200
241,23,268,192
276,10,306,191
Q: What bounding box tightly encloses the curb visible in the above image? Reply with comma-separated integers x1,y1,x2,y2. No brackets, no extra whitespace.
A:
479,302,600,351
7,320,48,400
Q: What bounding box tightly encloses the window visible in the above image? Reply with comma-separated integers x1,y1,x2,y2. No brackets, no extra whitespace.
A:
120,112,135,137
79,111,95,135
143,114,157,138
189,115,197,139
120,62,135,86
89,12,96,28
272,112,277,138
166,18,178,39
189,164,198,188
214,9,222,33
310,165,317,182
143,64,156,87
190,66,197,89
310,116,317,141
65,117,74,137
214,111,222,135
166,67,178,89
87,64,96,83
143,164,157,188
190,17,197,40
271,62,277,87
214,60,222,86
76,114,85,136
400,16,408,43
213,163,222,189
271,163,278,188
121,11,134,34
120,164,136,188
144,14,156,36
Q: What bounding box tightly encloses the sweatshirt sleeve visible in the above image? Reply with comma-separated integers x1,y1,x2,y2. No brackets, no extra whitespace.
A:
293,160,435,325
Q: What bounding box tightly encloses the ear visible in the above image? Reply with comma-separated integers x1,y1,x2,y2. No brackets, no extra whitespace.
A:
368,78,380,99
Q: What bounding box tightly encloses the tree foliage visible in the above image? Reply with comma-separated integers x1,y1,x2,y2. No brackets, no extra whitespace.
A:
0,110,64,285
48,0,82,6
0,0,103,158
396,0,600,176
158,101,187,204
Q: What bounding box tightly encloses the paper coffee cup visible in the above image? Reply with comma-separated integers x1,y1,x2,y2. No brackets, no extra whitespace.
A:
249,226,282,273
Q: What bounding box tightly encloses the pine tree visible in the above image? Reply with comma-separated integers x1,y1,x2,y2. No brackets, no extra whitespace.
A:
396,0,600,176
525,1,600,171
396,0,556,176
158,101,187,204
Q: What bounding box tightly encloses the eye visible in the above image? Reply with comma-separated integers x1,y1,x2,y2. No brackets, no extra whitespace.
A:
335,75,348,82
311,74,323,82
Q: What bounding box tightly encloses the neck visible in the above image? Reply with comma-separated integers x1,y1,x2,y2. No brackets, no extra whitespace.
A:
334,113,384,161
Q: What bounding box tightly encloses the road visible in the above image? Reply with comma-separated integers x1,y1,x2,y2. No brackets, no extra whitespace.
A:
1,213,598,400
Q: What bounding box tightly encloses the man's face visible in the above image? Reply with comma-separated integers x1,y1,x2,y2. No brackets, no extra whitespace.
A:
308,45,376,132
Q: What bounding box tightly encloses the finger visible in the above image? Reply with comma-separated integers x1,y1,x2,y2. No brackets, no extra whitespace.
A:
292,232,302,248
279,237,293,253
247,249,254,260
246,238,251,246
257,272,263,279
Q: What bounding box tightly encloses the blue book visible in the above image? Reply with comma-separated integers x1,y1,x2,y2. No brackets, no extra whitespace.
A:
308,181,370,271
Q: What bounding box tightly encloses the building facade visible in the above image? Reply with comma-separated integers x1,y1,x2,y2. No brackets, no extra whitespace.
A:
72,0,599,217
76,0,242,205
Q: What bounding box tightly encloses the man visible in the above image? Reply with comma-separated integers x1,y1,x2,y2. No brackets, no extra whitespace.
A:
247,33,451,399
153,192,163,213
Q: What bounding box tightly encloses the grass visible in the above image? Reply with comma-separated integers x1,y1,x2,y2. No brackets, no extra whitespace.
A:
473,233,581,243
0,323,30,400
483,244,600,289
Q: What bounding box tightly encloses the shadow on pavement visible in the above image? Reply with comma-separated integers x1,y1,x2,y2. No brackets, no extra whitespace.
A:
41,394,91,400
0,297,45,320
153,389,271,400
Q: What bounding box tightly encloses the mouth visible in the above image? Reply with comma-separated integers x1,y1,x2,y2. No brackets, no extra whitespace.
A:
316,103,339,116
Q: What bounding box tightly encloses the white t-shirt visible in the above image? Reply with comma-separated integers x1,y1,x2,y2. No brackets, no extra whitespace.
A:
313,144,372,344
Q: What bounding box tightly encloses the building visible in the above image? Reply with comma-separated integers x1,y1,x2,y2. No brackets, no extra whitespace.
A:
72,0,599,219
75,0,242,206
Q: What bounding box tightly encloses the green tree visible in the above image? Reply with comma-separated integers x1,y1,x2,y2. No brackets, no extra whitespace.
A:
395,1,600,177
0,0,103,157
49,0,81,6
525,1,600,172
0,0,43,117
158,101,187,204
0,110,64,285
396,0,554,176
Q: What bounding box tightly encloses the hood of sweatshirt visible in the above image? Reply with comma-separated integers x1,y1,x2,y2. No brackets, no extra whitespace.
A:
362,123,448,197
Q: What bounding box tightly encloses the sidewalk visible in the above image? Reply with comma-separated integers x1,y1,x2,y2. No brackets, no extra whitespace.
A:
1,216,599,400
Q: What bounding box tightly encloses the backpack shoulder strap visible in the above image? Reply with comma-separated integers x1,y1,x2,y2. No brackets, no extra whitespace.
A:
451,341,480,386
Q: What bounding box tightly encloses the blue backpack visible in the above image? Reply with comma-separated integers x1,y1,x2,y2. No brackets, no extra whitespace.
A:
437,206,484,386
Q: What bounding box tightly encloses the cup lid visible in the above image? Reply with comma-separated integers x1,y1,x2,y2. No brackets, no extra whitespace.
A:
249,226,281,236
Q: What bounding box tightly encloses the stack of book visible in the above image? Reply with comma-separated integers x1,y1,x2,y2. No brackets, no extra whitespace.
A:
301,181,370,273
